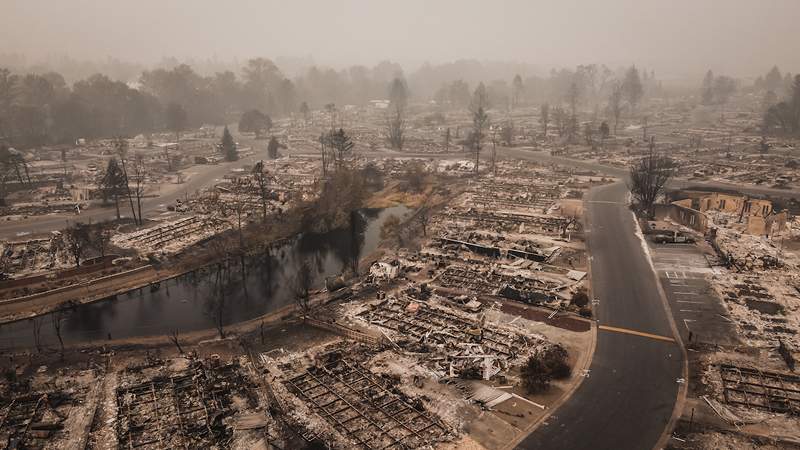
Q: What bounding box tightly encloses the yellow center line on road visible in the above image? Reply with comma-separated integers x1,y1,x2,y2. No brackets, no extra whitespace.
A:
598,325,676,343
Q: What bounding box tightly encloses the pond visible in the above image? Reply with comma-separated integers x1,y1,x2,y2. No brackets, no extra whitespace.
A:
0,205,409,349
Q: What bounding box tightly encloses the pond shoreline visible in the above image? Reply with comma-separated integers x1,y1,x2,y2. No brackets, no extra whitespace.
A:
0,205,409,349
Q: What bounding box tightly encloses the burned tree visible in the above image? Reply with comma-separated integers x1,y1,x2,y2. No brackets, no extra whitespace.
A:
238,109,272,139
51,309,66,356
64,222,91,267
165,102,187,142
608,81,624,135
511,74,524,109
101,157,126,220
169,330,184,354
386,77,408,150
521,345,571,394
599,121,610,149
417,207,431,237
293,258,314,317
622,65,644,113
629,138,676,218
219,177,253,249
501,120,514,147
266,136,285,159
131,154,147,224
329,128,355,171
31,317,43,353
470,83,490,175
113,136,139,225
540,103,550,138
299,101,310,125
252,160,273,221
319,132,331,178
93,221,114,257
205,262,232,339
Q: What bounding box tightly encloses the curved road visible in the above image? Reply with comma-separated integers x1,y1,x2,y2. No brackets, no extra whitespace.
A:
505,148,800,449
518,181,682,450
0,146,272,240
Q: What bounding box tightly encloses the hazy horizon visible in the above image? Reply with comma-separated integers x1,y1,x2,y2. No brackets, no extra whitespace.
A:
2,0,799,81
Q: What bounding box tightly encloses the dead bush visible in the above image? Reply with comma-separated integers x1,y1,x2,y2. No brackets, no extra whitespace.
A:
521,344,572,394
570,290,589,308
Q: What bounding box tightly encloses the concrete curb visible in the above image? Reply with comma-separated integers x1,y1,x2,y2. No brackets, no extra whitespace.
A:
502,183,600,450
503,321,598,450
632,215,690,450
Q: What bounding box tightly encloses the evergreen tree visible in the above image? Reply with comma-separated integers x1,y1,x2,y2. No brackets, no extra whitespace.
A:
101,158,127,219
622,66,644,112
220,126,238,161
267,136,285,159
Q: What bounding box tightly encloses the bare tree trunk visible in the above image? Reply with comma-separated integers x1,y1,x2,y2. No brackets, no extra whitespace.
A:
119,157,138,225
113,192,120,219
52,312,64,358
169,330,184,354
32,317,42,353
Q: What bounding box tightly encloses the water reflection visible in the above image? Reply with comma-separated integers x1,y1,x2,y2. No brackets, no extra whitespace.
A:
0,206,408,349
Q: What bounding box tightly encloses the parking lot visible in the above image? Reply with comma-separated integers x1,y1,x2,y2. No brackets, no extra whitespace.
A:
649,242,740,346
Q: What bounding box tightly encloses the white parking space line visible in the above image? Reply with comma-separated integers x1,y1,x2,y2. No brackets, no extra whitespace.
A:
677,300,705,304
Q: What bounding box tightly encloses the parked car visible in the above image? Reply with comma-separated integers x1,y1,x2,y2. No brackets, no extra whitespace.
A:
652,231,695,244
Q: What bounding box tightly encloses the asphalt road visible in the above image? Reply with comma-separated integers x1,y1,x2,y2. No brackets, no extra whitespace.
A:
504,147,800,200
504,148,798,449
517,181,683,450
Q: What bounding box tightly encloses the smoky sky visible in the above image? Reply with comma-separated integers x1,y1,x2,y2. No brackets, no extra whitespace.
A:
2,0,799,78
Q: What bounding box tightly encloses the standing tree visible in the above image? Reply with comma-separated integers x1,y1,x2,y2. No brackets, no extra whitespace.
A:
113,137,138,225
299,101,310,125
220,177,252,248
164,102,187,142
205,262,232,339
470,83,490,175
566,82,581,116
51,309,66,357
386,77,408,150
712,76,737,107
622,66,644,113
501,120,514,146
101,158,126,219
220,126,238,161
329,128,355,170
319,132,331,177
238,109,272,139
511,74,524,110
629,138,676,218
608,81,625,135
490,127,498,175
93,221,114,258
252,160,273,221
267,136,285,159
417,207,431,237
552,106,568,138
293,258,313,317
64,222,91,267
599,121,610,149
168,330,184,354
540,103,550,138
701,70,715,105
583,122,596,146
131,154,147,224
444,127,451,150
